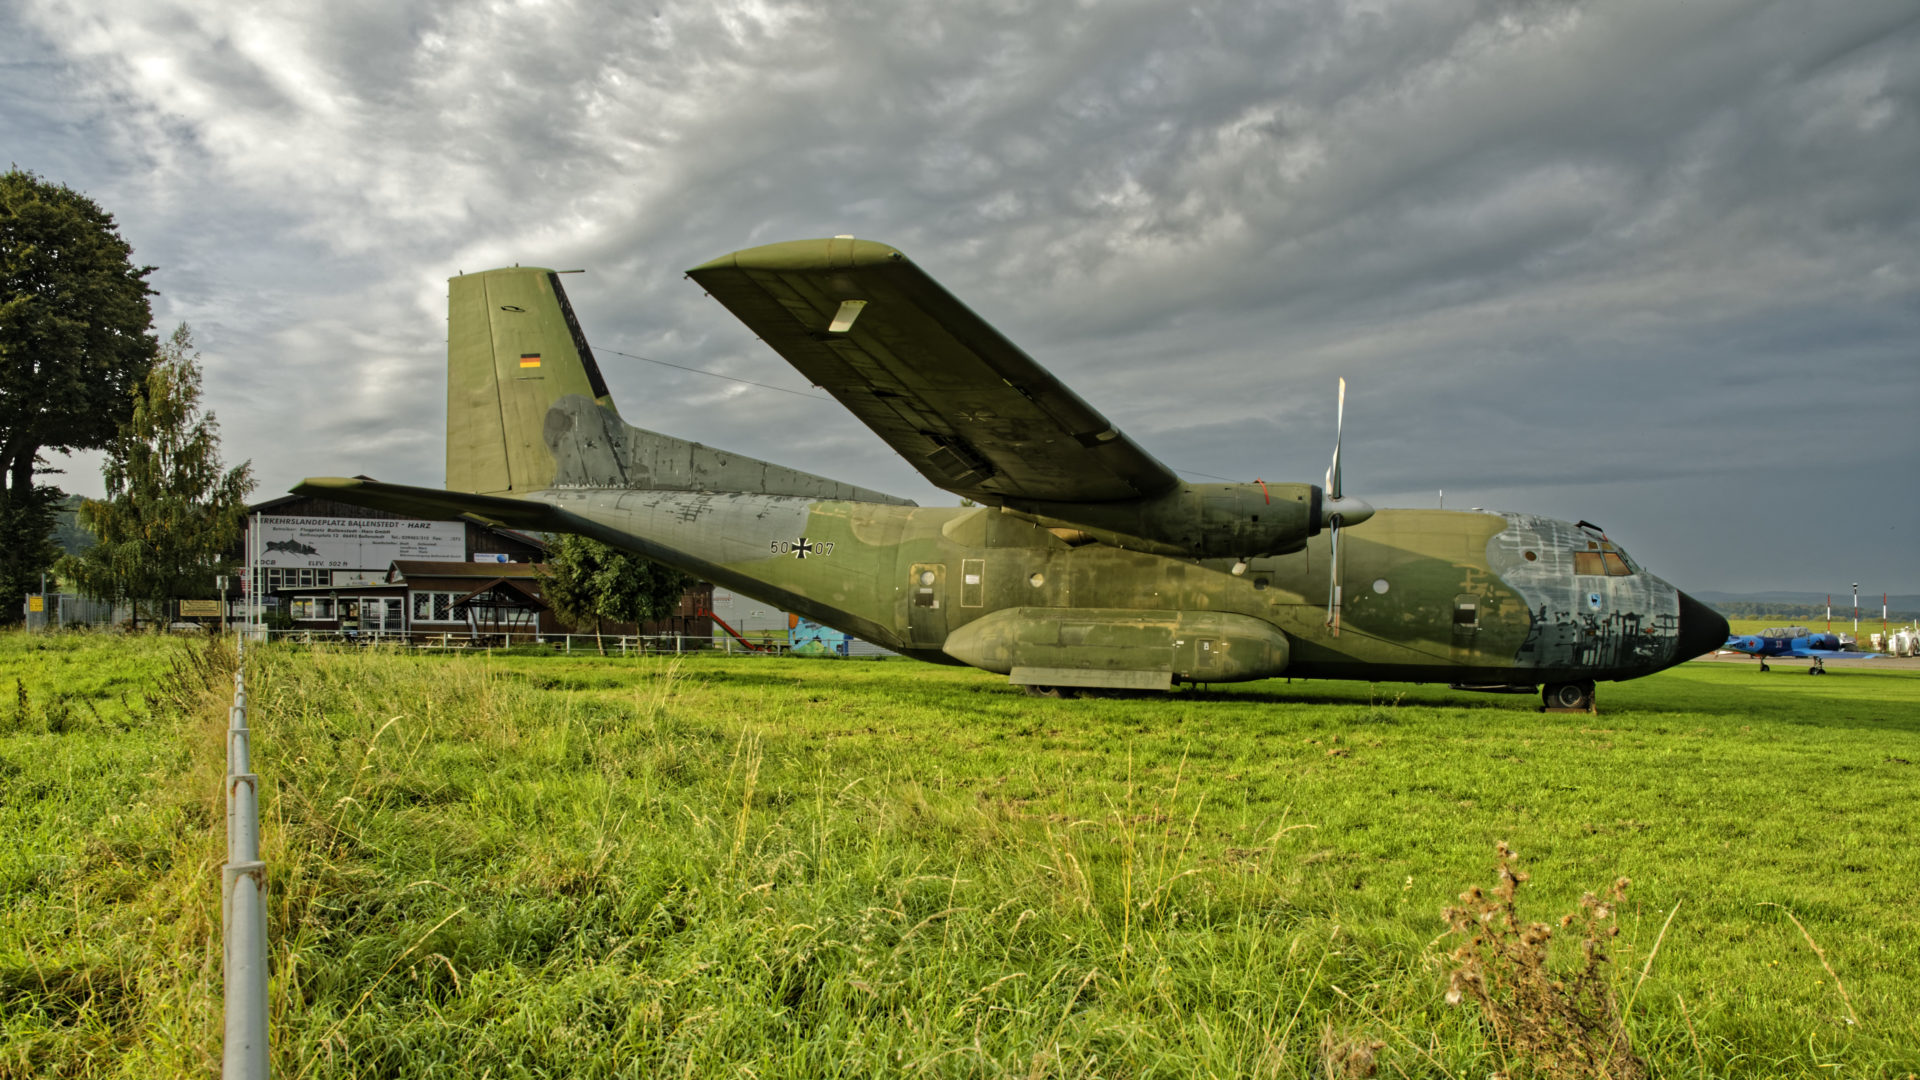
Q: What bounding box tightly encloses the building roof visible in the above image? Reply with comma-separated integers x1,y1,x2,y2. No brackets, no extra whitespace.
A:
389,560,545,582
250,477,408,518
453,578,546,612
247,481,550,557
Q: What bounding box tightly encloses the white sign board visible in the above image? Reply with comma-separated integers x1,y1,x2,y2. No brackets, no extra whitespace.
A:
255,516,466,570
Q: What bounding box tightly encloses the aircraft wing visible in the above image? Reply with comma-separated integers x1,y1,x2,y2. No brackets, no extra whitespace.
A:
687,238,1182,505
1785,648,1884,660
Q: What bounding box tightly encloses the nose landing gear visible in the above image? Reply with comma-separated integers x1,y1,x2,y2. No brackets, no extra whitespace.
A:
1541,680,1596,713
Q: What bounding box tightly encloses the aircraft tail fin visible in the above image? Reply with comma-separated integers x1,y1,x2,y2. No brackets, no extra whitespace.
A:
446,267,615,495
446,265,913,506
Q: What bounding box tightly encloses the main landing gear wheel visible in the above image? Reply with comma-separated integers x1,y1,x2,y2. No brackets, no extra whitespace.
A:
1759,661,1770,672
1809,660,1827,676
1543,680,1595,712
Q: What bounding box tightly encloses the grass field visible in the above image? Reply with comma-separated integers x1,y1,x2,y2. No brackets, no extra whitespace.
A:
3,632,1918,1078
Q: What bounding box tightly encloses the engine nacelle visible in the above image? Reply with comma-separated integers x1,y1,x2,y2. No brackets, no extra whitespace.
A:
1007,482,1321,560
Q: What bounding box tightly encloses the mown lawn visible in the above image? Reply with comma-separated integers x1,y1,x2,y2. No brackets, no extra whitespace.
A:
3,633,1917,1078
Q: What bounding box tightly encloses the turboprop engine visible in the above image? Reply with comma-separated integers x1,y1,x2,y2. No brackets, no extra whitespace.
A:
1004,480,1360,560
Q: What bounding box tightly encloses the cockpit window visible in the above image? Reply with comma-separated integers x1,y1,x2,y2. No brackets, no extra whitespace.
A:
1574,548,1636,576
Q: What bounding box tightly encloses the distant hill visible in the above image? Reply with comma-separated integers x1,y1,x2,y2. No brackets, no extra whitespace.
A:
53,494,95,556
1695,590,1920,623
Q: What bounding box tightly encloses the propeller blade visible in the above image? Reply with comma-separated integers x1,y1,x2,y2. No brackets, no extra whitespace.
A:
1325,377,1346,499
1325,519,1342,636
1324,377,1350,636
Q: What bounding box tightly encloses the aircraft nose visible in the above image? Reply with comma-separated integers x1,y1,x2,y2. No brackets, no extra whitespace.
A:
1674,590,1729,662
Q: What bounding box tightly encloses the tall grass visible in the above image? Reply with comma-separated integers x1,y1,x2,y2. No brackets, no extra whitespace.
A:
4,638,1919,1077
0,631,231,1077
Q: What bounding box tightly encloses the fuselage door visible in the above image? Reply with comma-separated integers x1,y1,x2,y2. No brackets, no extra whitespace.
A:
1451,594,1479,663
909,563,947,645
960,558,985,608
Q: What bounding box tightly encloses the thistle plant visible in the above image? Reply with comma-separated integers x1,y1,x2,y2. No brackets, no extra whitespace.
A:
1442,843,1646,1080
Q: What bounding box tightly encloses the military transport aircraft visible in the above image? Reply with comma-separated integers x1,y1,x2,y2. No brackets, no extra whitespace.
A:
296,237,1728,710
1720,628,1880,673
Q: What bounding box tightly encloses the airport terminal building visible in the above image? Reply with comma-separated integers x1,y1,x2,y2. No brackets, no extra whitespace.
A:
242,488,712,642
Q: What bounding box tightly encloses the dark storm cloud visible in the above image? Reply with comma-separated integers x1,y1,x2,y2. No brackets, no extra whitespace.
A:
5,0,1915,593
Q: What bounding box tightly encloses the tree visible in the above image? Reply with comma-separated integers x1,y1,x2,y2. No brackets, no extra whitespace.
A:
539,533,693,654
0,169,157,621
58,324,254,628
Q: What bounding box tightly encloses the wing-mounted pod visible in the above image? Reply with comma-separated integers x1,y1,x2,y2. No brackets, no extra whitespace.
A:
1004,481,1323,559
942,607,1293,689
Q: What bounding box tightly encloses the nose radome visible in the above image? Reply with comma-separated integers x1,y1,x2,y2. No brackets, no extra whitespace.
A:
1675,590,1729,662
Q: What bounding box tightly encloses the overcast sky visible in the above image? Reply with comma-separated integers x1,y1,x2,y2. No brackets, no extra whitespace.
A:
5,0,1916,595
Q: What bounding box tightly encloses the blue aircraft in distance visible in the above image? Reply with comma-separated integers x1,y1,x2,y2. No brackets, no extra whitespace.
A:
1721,627,1881,674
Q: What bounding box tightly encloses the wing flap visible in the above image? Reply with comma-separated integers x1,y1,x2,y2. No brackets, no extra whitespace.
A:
688,239,1180,504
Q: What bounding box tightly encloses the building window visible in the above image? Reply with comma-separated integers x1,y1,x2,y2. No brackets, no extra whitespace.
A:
291,597,336,621
411,590,464,623
260,567,332,591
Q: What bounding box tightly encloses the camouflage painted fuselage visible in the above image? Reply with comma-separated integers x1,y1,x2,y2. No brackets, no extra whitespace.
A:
535,486,1705,688
300,254,1727,696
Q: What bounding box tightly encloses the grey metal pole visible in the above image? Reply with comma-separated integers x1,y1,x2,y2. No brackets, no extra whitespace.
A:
222,649,269,1078
222,861,269,1078
228,728,251,776
227,774,260,862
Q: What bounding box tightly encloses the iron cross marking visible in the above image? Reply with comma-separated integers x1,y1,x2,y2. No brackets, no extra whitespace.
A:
771,537,835,558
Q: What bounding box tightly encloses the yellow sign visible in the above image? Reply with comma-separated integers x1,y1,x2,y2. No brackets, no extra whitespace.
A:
179,600,224,617
28,596,44,612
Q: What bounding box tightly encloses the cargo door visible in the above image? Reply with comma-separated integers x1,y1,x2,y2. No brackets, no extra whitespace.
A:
908,563,947,645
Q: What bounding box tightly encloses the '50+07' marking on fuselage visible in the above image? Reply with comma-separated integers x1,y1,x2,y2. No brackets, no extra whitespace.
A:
772,537,834,559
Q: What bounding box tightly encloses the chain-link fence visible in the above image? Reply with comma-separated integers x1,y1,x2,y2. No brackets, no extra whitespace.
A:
20,593,129,630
